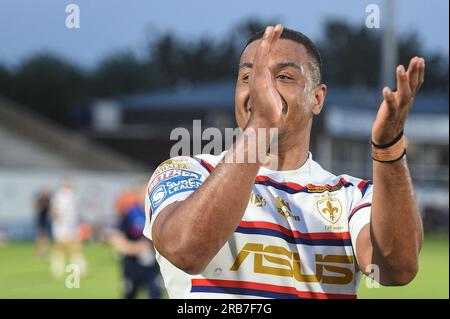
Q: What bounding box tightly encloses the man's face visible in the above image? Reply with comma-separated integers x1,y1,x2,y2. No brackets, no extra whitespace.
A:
235,38,323,138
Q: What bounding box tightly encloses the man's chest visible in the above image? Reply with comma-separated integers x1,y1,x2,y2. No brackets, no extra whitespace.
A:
244,184,353,234
203,185,357,289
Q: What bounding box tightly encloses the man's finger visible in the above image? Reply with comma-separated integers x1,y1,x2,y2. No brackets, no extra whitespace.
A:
383,86,397,110
273,24,283,42
417,58,426,90
251,24,285,95
253,26,274,78
264,25,275,42
396,65,412,105
254,25,283,72
407,57,420,95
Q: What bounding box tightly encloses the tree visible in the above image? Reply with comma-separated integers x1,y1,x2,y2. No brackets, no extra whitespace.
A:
319,20,449,91
0,64,13,98
320,20,382,87
150,34,185,88
90,52,153,97
399,34,449,91
11,54,87,124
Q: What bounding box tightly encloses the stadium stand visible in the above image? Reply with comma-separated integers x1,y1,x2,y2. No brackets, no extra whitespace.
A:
0,97,148,171
0,97,149,240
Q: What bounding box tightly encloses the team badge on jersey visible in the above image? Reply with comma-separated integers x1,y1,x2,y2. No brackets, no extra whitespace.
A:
316,193,343,224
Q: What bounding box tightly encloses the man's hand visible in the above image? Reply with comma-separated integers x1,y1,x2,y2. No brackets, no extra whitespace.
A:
372,57,425,144
248,24,284,130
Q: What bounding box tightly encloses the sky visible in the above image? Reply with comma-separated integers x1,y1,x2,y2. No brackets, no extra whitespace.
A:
0,0,448,69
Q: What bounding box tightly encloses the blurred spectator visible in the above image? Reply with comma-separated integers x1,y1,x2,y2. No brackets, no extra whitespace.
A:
111,184,162,299
49,179,87,278
77,223,93,242
115,187,140,217
35,188,52,257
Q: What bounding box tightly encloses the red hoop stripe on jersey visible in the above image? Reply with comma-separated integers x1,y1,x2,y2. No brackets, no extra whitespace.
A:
348,202,372,222
148,206,153,222
357,180,372,197
191,279,357,299
255,175,306,191
198,159,215,173
197,158,355,195
239,220,351,240
255,176,353,194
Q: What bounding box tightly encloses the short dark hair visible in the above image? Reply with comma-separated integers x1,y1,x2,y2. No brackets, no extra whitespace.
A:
243,27,322,85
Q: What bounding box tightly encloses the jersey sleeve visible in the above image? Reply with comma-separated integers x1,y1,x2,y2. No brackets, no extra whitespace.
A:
348,180,373,265
143,156,209,240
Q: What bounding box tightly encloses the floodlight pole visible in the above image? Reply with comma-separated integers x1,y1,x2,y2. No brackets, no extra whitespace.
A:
381,0,397,89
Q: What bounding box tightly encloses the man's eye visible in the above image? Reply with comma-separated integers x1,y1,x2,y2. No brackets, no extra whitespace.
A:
277,74,293,80
242,74,249,81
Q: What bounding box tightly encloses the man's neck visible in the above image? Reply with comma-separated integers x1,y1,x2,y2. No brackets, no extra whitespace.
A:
263,133,310,171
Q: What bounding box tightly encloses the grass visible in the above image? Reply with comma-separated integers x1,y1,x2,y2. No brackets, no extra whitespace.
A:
0,235,448,299
358,234,449,299
0,241,123,298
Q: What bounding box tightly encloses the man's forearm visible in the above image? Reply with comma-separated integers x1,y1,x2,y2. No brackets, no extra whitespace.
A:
153,124,268,273
370,157,423,283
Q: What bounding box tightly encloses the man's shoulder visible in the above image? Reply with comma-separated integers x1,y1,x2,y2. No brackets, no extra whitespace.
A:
193,152,226,165
152,156,203,176
154,153,224,168
149,153,222,184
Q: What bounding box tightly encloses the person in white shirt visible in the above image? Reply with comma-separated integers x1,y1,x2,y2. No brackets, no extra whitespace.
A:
144,25,425,298
50,179,87,278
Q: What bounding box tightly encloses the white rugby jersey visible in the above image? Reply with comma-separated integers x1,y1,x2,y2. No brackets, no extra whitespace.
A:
51,188,77,227
144,152,373,299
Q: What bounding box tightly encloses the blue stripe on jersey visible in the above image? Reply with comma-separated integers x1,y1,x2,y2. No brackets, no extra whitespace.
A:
191,285,299,299
360,181,373,197
235,226,353,247
348,203,372,222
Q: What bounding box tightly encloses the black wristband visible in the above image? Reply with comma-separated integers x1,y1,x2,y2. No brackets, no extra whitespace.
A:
372,149,406,163
372,130,404,149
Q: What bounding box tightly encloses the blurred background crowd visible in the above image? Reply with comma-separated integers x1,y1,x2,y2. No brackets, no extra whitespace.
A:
0,0,448,298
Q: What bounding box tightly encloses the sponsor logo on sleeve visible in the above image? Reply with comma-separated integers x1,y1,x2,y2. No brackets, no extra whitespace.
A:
149,169,202,192
153,159,190,176
149,169,202,212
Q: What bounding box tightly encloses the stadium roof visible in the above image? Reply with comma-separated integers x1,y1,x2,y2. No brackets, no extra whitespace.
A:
118,80,235,110
116,79,449,115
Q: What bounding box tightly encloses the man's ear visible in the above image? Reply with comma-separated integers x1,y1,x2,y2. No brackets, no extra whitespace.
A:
311,84,327,115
